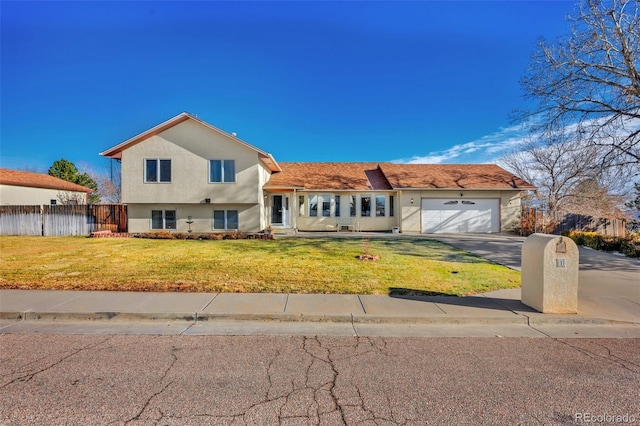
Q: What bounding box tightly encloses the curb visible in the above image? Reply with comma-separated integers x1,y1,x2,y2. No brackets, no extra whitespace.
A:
2,311,638,327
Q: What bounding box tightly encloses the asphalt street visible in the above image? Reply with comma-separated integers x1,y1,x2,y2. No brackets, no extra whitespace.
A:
1,334,638,425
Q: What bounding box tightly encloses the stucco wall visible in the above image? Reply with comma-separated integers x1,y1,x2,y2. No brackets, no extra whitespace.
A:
121,120,266,205
0,184,86,205
127,204,261,233
399,190,524,233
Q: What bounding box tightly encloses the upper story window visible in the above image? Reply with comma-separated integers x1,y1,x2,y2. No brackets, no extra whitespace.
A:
210,160,235,183
145,159,171,183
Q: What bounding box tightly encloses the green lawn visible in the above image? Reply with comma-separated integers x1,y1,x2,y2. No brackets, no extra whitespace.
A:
0,236,520,296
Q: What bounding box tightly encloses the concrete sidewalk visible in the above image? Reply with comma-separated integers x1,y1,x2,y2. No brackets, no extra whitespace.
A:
1,287,637,327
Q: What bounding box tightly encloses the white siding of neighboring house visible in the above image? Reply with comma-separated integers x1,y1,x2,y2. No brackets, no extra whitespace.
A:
0,184,87,205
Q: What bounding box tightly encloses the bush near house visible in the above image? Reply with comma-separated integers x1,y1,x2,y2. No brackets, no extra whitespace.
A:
562,231,640,258
135,231,249,240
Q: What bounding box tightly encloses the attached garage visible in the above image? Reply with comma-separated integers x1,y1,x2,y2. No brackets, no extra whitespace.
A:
421,198,500,233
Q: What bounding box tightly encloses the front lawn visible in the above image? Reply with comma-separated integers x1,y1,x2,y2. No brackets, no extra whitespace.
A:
0,236,520,295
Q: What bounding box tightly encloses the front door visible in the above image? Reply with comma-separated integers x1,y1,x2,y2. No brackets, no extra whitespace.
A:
271,195,290,227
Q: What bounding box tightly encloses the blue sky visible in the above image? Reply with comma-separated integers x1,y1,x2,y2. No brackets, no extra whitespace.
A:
1,1,576,175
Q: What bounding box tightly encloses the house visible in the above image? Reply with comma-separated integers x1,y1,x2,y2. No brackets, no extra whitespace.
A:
101,113,535,234
0,168,93,205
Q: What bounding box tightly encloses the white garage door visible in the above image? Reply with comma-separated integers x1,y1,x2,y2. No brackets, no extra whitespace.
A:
421,199,500,233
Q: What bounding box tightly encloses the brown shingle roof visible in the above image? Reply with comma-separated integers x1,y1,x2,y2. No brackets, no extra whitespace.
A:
0,169,93,193
265,163,392,190
265,162,534,191
379,163,535,189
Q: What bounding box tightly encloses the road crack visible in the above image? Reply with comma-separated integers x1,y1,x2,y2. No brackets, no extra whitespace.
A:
0,336,113,389
553,338,640,374
124,345,179,424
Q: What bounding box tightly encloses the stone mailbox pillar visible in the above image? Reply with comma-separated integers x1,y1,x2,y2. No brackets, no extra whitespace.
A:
521,233,579,314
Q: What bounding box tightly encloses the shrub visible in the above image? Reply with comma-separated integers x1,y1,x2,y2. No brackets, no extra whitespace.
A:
141,231,175,240
564,231,640,258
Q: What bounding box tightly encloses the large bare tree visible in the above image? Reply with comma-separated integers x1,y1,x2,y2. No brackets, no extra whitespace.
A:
500,130,633,222
521,0,640,165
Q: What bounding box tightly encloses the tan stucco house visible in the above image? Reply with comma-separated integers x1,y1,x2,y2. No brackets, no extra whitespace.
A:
0,168,92,205
101,113,534,234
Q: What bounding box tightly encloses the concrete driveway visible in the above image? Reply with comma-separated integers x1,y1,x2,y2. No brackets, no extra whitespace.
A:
429,233,640,323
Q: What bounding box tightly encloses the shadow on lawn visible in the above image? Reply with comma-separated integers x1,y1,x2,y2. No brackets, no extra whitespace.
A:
389,287,455,297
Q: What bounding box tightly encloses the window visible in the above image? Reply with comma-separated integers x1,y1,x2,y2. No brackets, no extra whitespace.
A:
462,200,476,205
151,210,176,230
375,195,386,217
50,200,57,205
145,159,171,183
350,195,356,217
361,196,371,217
335,195,341,217
210,160,235,183
389,195,394,217
213,210,239,230
309,195,318,217
299,196,305,217
322,194,331,217
444,201,459,205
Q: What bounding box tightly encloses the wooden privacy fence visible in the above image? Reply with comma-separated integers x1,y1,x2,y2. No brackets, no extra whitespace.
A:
557,213,626,238
0,204,127,236
520,207,626,237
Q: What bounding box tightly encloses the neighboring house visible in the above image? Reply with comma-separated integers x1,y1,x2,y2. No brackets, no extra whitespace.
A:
101,113,535,234
0,168,92,205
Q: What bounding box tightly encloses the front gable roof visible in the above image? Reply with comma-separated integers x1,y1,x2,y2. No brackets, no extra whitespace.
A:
266,163,534,191
100,112,281,172
265,163,393,190
0,168,93,193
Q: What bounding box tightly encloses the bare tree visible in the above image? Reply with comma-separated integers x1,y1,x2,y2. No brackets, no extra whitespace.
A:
56,190,87,205
78,161,121,203
521,0,640,165
499,129,634,223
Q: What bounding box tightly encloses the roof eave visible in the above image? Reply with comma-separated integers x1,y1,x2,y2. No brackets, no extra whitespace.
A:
1,181,93,193
99,112,191,158
394,186,537,191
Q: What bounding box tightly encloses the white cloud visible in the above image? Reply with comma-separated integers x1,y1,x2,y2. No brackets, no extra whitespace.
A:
393,122,531,164
393,115,640,165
